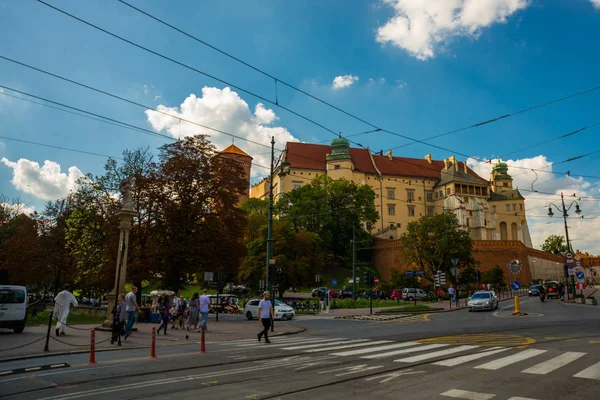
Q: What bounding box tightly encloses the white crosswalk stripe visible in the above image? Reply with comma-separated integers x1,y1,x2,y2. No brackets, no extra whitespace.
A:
433,347,509,367
234,338,342,348
361,343,449,360
440,389,496,400
474,349,547,370
395,345,477,363
282,339,371,351
331,341,419,357
573,361,600,380
521,352,586,375
302,340,391,353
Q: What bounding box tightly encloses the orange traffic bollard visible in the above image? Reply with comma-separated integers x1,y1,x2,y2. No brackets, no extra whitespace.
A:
89,329,97,365
150,327,157,359
201,325,206,353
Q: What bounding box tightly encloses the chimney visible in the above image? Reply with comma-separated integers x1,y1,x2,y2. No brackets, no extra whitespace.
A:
449,155,457,171
386,150,393,160
425,154,432,164
463,161,468,174
443,158,449,170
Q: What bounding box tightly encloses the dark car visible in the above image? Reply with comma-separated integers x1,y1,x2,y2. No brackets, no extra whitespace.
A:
359,290,379,299
311,287,328,298
338,289,354,299
545,281,560,298
528,284,543,296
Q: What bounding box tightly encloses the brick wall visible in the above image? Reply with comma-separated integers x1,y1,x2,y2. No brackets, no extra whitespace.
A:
373,239,565,285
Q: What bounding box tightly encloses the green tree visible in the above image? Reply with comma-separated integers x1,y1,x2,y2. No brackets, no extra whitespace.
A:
399,212,474,283
0,214,46,285
276,175,378,267
459,264,480,285
482,265,505,286
541,234,569,255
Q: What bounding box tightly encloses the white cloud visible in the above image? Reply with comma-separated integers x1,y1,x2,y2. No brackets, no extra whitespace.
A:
395,79,407,88
377,0,529,60
1,157,85,200
592,0,600,8
468,155,600,254
145,87,298,175
379,77,386,84
332,75,359,89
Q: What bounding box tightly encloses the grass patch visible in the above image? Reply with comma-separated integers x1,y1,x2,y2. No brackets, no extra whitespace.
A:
27,311,106,326
376,305,438,313
330,298,430,309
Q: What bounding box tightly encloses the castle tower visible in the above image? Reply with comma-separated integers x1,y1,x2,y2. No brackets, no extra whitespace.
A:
490,159,513,192
326,137,354,180
219,144,252,206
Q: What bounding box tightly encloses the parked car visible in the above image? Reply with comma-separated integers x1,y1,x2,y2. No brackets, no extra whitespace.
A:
338,289,354,299
358,290,378,299
0,285,28,333
390,289,403,301
528,284,543,297
467,291,498,311
545,281,560,299
243,299,295,321
311,287,328,298
402,288,426,302
328,289,340,298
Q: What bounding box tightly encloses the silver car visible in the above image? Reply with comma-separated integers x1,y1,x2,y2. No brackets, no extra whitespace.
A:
467,291,498,312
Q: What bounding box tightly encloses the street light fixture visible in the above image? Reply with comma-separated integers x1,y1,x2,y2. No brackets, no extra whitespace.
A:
547,192,582,298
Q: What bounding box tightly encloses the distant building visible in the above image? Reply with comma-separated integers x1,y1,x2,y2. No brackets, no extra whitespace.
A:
251,138,531,246
218,144,252,206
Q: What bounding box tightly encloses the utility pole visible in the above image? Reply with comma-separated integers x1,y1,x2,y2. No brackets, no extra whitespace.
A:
266,137,275,295
352,227,356,301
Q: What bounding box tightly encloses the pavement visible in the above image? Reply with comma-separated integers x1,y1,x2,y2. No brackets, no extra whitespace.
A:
1,295,599,399
0,313,304,361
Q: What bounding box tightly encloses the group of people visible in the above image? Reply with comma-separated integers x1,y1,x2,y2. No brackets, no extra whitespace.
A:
153,290,212,334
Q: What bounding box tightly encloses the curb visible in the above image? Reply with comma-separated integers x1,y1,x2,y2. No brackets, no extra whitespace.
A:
334,313,415,321
0,326,307,363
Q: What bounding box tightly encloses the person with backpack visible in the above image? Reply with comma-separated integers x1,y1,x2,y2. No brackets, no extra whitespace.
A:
157,295,171,335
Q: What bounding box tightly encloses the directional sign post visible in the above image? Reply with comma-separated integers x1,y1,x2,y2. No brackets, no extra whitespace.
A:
511,280,521,291
404,271,416,277
576,270,585,283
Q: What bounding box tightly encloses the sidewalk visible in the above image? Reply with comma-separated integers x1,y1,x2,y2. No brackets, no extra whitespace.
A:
0,314,304,362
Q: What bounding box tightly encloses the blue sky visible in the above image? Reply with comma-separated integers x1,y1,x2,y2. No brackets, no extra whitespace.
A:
1,0,600,252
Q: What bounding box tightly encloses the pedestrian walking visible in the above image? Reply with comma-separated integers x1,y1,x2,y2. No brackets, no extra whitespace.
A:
187,292,200,331
558,281,565,300
319,295,325,311
157,295,170,335
53,284,78,336
124,286,140,339
436,287,442,302
113,294,126,341
448,285,455,308
199,289,212,331
257,291,274,344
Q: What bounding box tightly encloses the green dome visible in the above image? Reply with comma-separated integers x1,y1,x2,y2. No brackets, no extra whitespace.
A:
327,136,351,161
331,137,349,146
492,160,511,179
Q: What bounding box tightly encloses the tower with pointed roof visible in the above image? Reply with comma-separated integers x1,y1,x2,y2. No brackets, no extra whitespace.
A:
326,137,354,181
219,144,253,206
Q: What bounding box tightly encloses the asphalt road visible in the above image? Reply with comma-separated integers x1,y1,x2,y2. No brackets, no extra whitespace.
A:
1,296,598,400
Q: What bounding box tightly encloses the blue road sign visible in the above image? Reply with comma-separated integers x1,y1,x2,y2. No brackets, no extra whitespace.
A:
511,280,521,290
404,271,416,277
332,279,337,287
415,271,426,276
576,271,585,280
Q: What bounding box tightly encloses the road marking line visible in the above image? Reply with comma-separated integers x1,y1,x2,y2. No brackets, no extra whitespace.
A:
24,367,41,372
361,343,449,360
395,345,477,363
573,361,600,380
364,369,424,383
228,336,322,345
302,340,391,353
234,338,341,348
474,349,547,370
522,352,586,375
331,341,419,357
433,347,509,367
440,389,496,399
507,397,540,400
319,364,383,376
282,339,370,350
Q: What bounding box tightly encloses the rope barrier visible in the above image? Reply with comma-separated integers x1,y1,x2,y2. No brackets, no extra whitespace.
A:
0,336,47,353
51,314,105,331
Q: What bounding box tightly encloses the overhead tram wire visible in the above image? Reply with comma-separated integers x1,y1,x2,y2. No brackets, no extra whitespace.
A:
0,134,123,160
115,0,600,161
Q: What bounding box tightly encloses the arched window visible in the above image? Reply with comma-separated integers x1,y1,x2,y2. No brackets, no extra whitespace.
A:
511,223,518,240
500,222,508,240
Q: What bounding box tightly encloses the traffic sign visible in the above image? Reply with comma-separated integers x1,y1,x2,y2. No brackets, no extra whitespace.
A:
568,268,575,276
576,260,581,267
576,270,585,283
509,260,522,274
566,252,573,259
450,267,460,277
574,254,581,261
451,257,459,267
404,271,416,277
373,277,379,284
511,281,521,290
332,279,337,287
204,272,214,282
415,270,426,276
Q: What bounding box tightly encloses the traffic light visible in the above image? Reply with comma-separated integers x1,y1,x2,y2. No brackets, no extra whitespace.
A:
363,270,369,286
270,264,281,285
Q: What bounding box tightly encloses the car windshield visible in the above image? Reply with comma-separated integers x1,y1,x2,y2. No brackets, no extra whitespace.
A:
0,289,25,303
471,293,491,299
532,285,542,289
274,300,288,306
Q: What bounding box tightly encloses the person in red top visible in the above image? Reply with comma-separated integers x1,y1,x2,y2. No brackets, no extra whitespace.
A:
436,287,443,302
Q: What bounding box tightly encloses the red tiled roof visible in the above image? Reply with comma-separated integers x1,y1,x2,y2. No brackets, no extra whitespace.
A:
285,142,486,182
221,144,253,158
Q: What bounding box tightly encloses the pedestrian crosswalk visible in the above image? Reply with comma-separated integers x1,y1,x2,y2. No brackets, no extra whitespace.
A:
223,335,600,381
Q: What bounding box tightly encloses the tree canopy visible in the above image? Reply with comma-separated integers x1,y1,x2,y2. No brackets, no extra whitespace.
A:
541,234,569,255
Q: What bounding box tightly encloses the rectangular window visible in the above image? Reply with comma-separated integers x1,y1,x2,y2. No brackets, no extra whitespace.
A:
426,192,433,202
512,204,516,211
426,206,434,217
439,190,443,198
408,206,415,217
505,204,510,211
387,188,395,200
292,181,302,190
492,205,496,213
388,204,395,216
406,189,415,202
520,204,523,211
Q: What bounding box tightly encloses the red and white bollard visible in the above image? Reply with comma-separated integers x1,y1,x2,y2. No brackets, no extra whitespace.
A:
150,327,157,359
89,329,97,365
200,325,206,354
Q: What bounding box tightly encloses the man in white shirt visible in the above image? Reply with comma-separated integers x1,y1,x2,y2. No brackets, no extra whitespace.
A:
124,286,139,339
257,291,274,343
54,284,78,336
199,290,212,331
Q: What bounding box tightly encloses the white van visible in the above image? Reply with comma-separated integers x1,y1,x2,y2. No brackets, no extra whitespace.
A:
0,285,28,333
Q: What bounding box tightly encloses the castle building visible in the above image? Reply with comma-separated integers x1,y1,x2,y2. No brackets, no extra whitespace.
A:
250,138,532,246
218,144,253,206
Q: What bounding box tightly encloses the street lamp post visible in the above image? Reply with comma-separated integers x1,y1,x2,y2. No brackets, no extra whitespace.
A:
548,192,582,298
265,137,290,330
